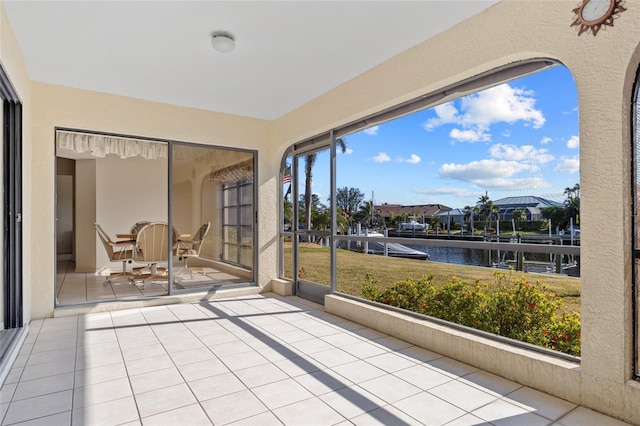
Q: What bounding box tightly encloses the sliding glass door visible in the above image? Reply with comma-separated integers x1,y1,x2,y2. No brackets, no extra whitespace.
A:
1,63,23,362
171,144,256,292
55,131,257,306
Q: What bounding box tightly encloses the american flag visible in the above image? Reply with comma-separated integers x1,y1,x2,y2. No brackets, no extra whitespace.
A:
283,174,291,184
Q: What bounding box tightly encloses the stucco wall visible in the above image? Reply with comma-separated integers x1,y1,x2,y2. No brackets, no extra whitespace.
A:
271,1,640,424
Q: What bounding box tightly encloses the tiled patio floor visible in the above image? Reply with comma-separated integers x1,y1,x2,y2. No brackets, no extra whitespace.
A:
0,294,633,426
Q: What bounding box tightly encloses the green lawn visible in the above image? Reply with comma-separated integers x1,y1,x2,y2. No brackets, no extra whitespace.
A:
284,246,581,313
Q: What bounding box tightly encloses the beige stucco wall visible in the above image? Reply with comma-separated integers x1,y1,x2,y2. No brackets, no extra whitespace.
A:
2,0,640,423
271,1,640,424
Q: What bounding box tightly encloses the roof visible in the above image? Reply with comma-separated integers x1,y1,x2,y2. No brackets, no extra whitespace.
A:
375,204,450,218
493,196,563,209
435,208,465,217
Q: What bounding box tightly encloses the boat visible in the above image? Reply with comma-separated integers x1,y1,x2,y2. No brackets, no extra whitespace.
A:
366,240,430,260
399,218,426,231
340,231,430,260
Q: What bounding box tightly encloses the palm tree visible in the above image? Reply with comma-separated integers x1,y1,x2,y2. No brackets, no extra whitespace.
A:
462,205,479,235
481,200,499,230
563,183,580,225
477,192,490,207
358,201,374,226
512,208,526,230
304,138,347,239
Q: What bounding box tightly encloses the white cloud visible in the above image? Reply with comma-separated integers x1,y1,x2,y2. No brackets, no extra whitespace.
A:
372,152,391,163
414,187,475,198
363,126,379,136
438,159,551,190
554,157,580,173
341,148,354,155
540,137,552,145
423,83,546,136
450,127,490,142
489,143,554,164
473,177,551,191
423,103,458,130
440,159,530,180
461,84,546,128
403,154,421,164
502,130,511,138
567,135,579,149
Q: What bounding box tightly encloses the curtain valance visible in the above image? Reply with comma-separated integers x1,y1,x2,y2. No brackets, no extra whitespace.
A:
56,131,167,160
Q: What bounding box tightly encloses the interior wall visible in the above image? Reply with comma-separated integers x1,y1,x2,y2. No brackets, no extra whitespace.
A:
201,177,221,260
172,179,192,235
55,175,73,255
55,157,74,256
95,154,167,269
75,159,96,272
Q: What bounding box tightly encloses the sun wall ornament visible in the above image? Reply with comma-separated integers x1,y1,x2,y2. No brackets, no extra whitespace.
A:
571,0,626,36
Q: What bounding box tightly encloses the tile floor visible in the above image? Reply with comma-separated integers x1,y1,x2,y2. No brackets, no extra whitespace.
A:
1,294,634,426
56,260,169,306
56,260,245,306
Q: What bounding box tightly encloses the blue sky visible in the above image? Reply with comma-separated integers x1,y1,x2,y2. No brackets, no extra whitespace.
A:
300,65,579,209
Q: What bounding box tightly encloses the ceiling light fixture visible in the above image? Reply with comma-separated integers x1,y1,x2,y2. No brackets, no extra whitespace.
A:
211,31,235,53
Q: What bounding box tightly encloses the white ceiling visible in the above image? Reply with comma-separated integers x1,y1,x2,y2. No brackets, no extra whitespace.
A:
4,1,498,120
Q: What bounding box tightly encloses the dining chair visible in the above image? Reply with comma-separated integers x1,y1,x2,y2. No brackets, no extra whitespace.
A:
94,223,136,285
175,221,211,275
133,222,171,287
130,221,151,235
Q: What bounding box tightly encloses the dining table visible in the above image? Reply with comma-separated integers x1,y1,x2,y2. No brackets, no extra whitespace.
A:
116,233,137,240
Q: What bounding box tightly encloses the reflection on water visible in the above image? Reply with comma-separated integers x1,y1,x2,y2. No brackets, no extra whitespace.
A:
406,244,580,277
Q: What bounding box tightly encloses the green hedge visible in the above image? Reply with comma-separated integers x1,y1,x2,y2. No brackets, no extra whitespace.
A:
361,270,580,356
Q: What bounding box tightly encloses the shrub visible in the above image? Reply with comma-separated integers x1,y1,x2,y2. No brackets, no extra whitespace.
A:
362,273,436,311
361,269,581,356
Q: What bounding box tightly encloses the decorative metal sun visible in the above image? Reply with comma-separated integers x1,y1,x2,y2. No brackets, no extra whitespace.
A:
571,0,626,36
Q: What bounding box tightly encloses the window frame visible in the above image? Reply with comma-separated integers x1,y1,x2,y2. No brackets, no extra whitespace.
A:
631,63,640,379
279,58,584,362
221,178,255,268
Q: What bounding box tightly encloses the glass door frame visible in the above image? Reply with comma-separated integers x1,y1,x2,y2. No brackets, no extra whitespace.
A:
286,131,337,303
53,134,258,303
1,62,24,363
167,142,258,295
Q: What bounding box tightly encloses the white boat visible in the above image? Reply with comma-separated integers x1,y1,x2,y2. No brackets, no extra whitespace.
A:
341,231,430,260
399,219,426,231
